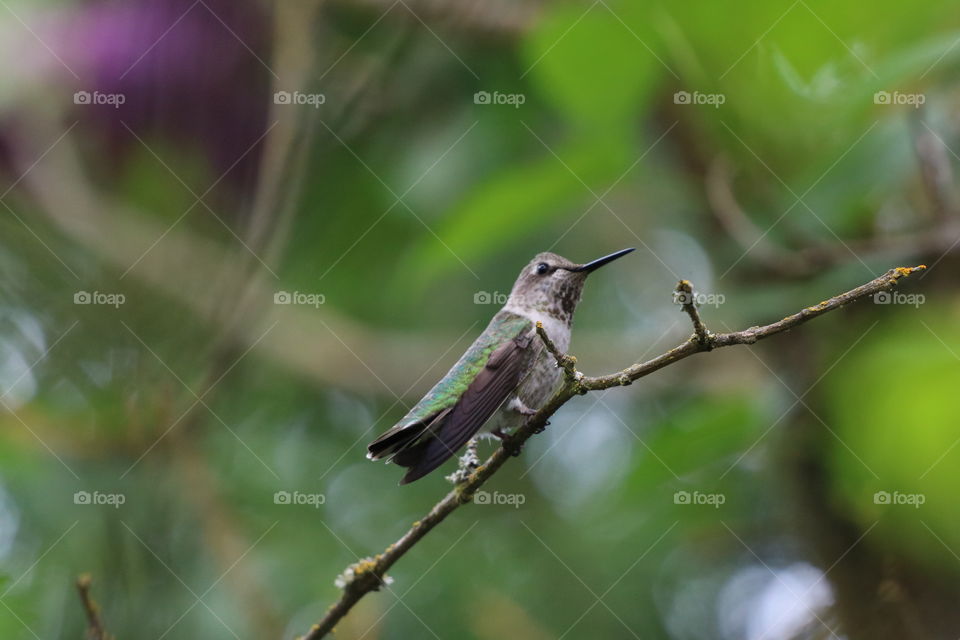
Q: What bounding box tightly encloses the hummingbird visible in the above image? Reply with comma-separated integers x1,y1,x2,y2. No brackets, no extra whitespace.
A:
367,248,635,484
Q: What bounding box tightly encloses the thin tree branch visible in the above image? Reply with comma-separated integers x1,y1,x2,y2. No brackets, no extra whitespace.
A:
76,574,112,640
706,156,958,278
674,280,710,347
535,321,578,381
301,265,925,639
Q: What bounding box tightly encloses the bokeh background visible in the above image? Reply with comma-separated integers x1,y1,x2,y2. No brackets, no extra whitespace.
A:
0,0,958,638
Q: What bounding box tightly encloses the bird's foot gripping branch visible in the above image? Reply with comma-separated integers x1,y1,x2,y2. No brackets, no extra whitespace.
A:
300,265,925,640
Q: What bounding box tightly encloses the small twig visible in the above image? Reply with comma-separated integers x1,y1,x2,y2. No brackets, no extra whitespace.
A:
535,321,578,382
301,265,926,639
707,156,956,278
706,156,791,267
674,280,710,347
583,266,925,390
76,574,112,640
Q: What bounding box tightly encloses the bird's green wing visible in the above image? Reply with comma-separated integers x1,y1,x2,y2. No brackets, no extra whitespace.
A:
395,322,537,483
366,311,533,461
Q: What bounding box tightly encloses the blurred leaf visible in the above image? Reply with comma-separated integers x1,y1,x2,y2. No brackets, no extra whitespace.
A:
401,135,631,285
630,393,763,490
116,144,209,223
826,305,960,570
522,2,658,130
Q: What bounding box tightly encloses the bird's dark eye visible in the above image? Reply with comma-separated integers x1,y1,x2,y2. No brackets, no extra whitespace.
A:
535,262,550,275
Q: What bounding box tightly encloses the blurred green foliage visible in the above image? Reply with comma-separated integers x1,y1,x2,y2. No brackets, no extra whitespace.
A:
828,309,960,568
0,0,958,638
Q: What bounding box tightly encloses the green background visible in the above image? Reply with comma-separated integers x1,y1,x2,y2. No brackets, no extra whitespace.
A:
0,0,958,638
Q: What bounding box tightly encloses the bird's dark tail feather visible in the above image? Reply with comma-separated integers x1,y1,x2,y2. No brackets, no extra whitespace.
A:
367,426,421,460
391,438,429,468
396,436,459,485
367,407,453,462
397,414,483,484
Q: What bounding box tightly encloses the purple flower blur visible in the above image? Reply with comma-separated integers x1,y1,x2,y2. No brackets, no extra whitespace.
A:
56,0,273,198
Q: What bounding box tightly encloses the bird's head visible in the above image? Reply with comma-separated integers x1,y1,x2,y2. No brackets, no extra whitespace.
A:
505,248,635,323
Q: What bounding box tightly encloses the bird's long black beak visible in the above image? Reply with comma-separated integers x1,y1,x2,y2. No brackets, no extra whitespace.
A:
572,247,635,273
